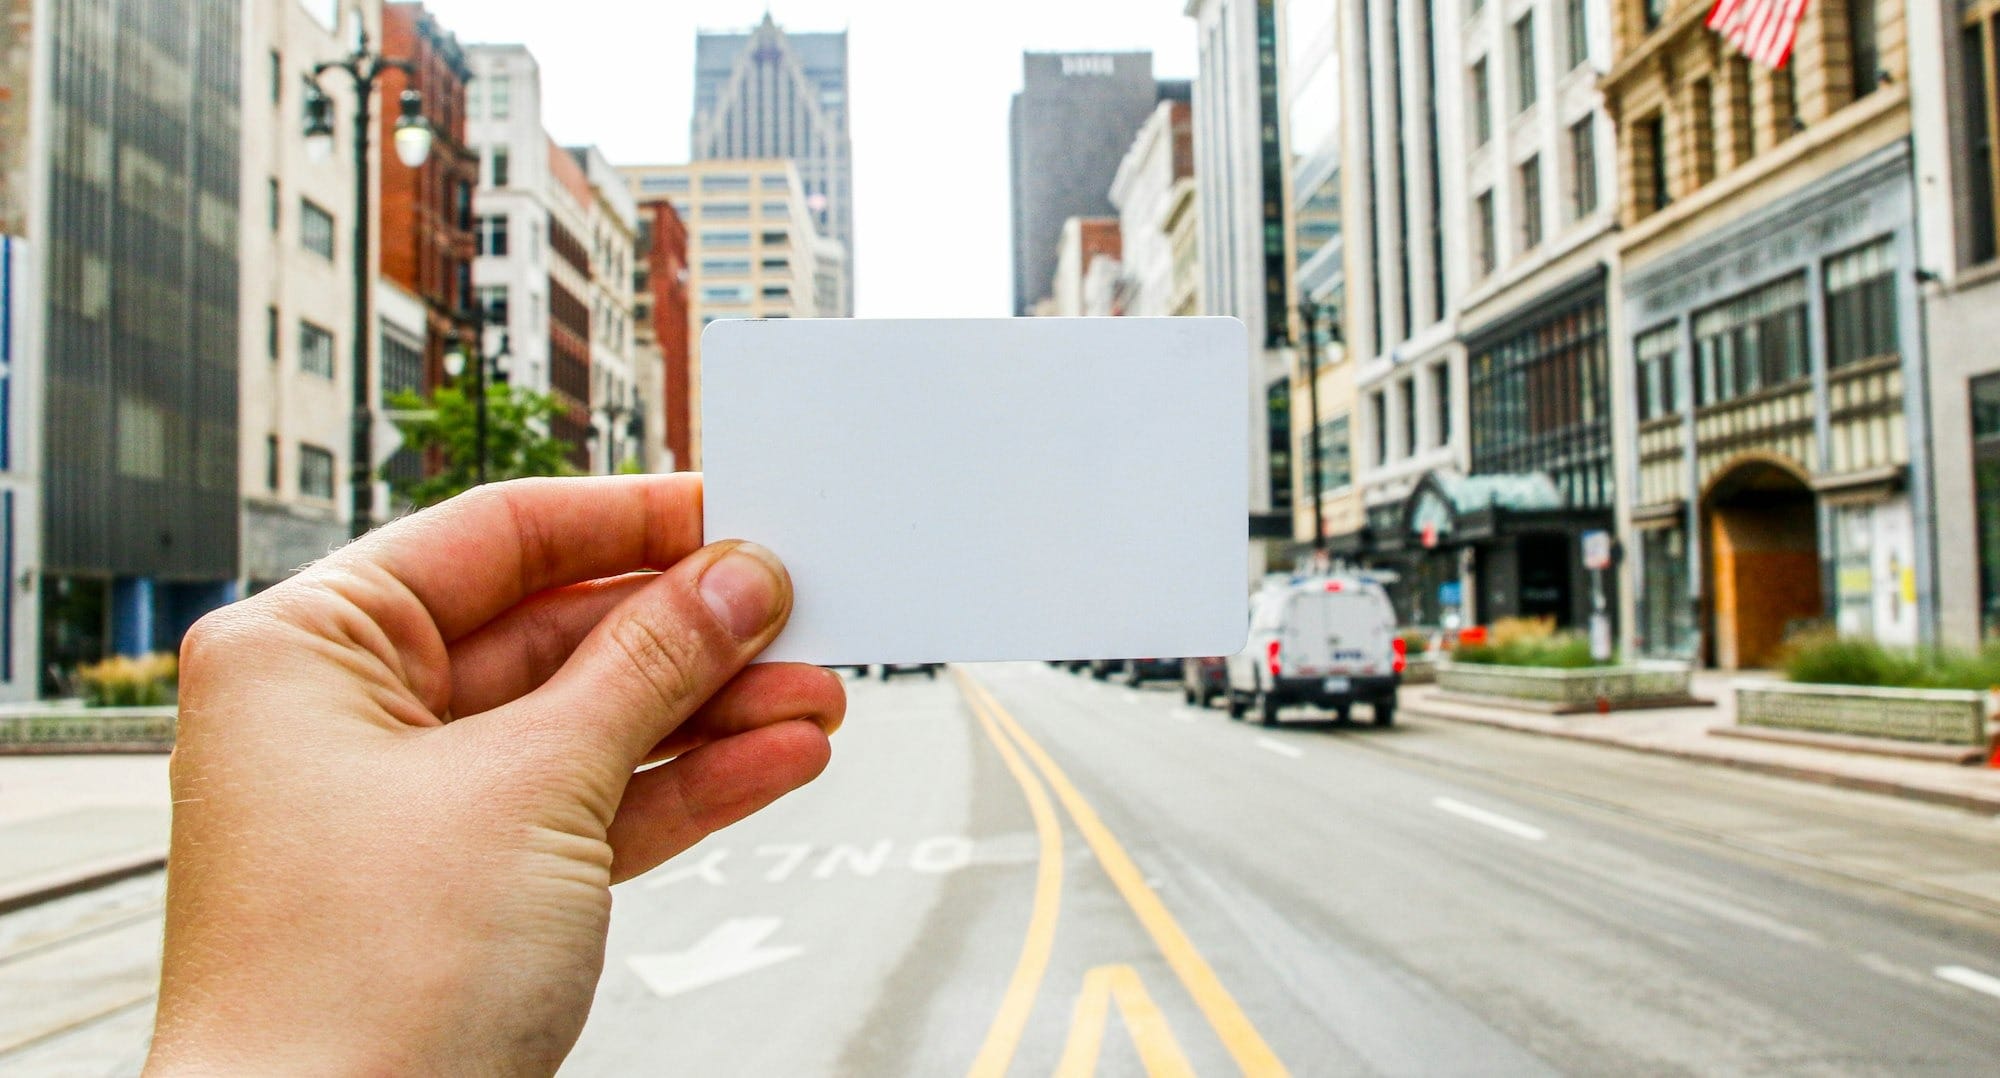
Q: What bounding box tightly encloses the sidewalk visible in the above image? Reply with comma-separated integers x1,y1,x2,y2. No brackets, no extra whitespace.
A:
1403,672,2000,815
0,755,171,913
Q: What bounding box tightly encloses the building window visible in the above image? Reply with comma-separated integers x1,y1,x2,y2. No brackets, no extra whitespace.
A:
701,283,752,304
269,178,281,232
1847,0,1880,99
1634,324,1680,421
702,173,752,193
1401,378,1419,458
702,258,750,276
477,214,510,257
1824,237,1899,369
300,445,336,501
1690,78,1716,188
761,283,791,300
1372,390,1389,465
1519,155,1543,251
1975,375,2000,638
265,435,280,492
1267,379,1293,513
704,202,752,220
491,146,510,187
1968,11,2000,264
1513,14,1538,112
1433,363,1452,446
1564,0,1589,70
1638,114,1670,215
1470,59,1493,147
761,230,790,247
1692,273,1809,407
488,75,512,120
760,173,790,191
1475,190,1497,278
637,174,689,194
300,321,336,379
702,230,751,248
1569,118,1599,219
301,199,335,259
1468,293,1611,509
761,256,790,272
1315,414,1352,492
382,332,423,398
271,50,283,105
476,284,509,324
760,201,789,216
267,305,280,361
1639,526,1696,658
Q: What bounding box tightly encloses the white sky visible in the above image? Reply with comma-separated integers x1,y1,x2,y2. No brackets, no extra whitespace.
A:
418,1,1197,318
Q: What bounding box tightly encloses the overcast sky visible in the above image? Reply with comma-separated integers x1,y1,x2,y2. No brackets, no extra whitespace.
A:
418,1,1197,318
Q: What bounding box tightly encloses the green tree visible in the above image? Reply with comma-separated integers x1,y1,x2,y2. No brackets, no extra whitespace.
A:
385,383,579,509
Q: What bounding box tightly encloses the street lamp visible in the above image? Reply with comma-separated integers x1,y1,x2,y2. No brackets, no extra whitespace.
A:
1299,298,1329,555
447,303,511,487
595,389,641,474
308,27,432,540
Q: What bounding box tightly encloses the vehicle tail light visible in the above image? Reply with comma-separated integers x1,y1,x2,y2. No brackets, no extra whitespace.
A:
1324,581,1344,592
1267,640,1282,678
1392,636,1408,675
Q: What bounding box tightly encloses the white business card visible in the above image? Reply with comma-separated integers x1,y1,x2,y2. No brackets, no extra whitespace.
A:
701,317,1250,665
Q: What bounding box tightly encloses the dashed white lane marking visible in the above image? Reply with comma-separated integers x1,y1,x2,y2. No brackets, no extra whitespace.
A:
1432,796,1548,842
1254,737,1304,760
1935,965,2000,1001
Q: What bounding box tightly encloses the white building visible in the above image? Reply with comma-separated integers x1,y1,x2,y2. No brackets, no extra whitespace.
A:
1109,99,1194,319
569,145,642,473
467,44,596,469
238,0,378,592
1187,0,1295,572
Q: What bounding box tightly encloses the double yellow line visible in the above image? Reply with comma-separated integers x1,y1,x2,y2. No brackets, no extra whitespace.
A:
957,669,1287,1077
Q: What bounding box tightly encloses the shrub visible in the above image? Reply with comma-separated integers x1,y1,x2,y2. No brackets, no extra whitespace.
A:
1455,628,1604,669
1783,634,2000,691
77,653,179,707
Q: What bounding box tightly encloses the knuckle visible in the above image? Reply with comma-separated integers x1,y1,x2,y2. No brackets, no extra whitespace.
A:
607,608,710,711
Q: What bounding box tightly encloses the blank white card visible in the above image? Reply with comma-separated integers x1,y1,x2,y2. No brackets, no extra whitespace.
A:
701,317,1250,665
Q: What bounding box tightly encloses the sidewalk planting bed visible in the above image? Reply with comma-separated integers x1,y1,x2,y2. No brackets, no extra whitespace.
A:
1736,683,1989,747
1438,661,1698,712
0,707,177,753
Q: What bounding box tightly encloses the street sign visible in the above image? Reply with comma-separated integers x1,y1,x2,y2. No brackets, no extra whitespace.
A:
1438,582,1463,608
1583,530,1614,571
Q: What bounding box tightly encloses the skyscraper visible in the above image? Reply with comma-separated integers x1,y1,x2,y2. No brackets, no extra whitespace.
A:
1009,52,1174,317
692,15,852,316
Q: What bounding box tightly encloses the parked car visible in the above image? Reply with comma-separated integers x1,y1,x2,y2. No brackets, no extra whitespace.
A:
1183,656,1228,707
880,663,941,681
1118,658,1184,686
1088,659,1120,680
1225,575,1404,726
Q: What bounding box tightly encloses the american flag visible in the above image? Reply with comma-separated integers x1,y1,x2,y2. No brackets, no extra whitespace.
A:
1706,0,1813,69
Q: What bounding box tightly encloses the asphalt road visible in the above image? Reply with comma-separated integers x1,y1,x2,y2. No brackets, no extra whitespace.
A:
6,662,2000,1075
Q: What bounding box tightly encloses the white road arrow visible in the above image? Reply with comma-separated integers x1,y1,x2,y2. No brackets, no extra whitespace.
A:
626,918,804,998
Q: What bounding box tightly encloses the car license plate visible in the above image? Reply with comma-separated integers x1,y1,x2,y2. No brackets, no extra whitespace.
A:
1323,677,1351,694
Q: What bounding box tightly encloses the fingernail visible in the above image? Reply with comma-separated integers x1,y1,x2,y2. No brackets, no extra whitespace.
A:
699,543,786,641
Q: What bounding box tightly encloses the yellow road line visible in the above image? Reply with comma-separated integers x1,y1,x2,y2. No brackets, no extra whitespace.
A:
1055,965,1198,1078
965,673,1289,1077
958,668,1066,1078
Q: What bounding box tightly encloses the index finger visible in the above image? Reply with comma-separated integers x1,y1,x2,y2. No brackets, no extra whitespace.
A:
323,474,706,642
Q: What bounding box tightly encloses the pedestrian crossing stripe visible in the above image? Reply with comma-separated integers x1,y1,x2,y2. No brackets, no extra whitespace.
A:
1055,965,1195,1078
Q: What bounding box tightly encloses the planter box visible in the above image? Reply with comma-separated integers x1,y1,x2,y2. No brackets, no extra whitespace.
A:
1438,661,1697,711
0,706,177,754
1401,655,1439,686
1736,682,1991,746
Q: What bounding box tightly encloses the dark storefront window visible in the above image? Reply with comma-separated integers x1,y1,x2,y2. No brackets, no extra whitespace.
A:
1967,12,1999,264
1975,375,2000,639
1847,0,1879,99
1639,526,1697,659
1468,288,1611,510
1634,324,1680,421
1314,415,1352,493
1824,237,1898,368
1693,273,1808,406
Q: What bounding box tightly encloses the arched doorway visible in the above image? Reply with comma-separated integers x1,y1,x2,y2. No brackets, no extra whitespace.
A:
1702,457,1823,670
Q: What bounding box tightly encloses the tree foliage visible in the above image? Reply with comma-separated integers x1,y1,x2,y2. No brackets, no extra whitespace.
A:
385,383,578,509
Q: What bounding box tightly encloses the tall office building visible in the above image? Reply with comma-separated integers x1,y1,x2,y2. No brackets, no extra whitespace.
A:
1009,52,1176,316
25,0,243,687
692,15,852,316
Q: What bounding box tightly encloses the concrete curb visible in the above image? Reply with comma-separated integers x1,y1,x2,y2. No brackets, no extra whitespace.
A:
1404,699,2000,816
0,850,168,916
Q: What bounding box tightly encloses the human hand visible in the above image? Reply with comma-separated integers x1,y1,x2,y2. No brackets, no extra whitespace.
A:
145,475,844,1076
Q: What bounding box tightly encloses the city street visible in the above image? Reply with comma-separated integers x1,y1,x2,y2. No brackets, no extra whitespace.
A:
7,663,2000,1075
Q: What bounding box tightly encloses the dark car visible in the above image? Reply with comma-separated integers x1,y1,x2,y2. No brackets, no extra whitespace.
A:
880,663,941,681
1119,658,1184,687
1182,656,1228,706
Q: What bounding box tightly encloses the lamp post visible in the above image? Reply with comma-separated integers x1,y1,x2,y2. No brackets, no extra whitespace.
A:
596,389,640,475
444,303,511,487
1299,298,1328,555
305,27,434,540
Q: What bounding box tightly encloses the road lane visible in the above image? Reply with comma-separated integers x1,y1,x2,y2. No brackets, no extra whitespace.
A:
969,661,2000,1075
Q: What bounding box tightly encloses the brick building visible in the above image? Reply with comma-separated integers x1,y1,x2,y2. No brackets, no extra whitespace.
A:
634,200,691,471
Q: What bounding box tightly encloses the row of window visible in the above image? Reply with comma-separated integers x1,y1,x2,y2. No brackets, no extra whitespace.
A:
631,172,793,196
1471,120,1599,281
1365,363,1453,469
1467,1,1592,151
699,229,792,250
264,437,338,502
1634,237,1900,421
268,179,338,260
263,307,338,379
699,283,792,304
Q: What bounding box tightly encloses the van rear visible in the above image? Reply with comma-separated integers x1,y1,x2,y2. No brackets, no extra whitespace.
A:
1231,577,1403,725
